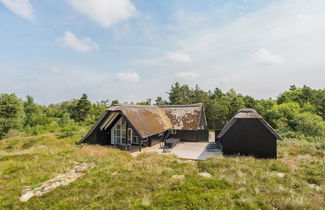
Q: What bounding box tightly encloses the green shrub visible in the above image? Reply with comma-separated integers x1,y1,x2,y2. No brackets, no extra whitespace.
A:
0,94,24,139
294,112,325,137
60,123,79,138
47,121,60,133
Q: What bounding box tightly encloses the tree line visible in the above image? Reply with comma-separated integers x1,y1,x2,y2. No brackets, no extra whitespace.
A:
0,84,324,141
166,83,325,141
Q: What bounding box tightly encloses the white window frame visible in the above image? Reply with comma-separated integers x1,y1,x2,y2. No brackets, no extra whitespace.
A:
111,117,127,145
127,127,139,144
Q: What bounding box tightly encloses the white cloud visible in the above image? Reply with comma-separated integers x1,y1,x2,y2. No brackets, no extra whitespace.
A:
165,52,191,63
138,0,325,99
138,51,192,68
252,48,283,65
116,72,140,82
176,72,198,80
1,0,35,22
58,31,100,53
3,0,325,104
66,0,136,27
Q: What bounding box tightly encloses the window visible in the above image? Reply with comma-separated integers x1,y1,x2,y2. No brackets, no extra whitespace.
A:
111,117,127,144
132,133,138,144
111,117,141,145
172,129,177,134
127,127,139,144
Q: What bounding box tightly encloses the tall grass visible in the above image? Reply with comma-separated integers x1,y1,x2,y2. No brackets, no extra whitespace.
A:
0,134,324,209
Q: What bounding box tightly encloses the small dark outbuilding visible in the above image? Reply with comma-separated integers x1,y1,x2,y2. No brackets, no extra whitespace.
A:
217,109,282,158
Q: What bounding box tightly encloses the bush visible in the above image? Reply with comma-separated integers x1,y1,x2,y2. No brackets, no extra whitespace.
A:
266,102,301,128
47,121,60,133
60,123,79,138
26,125,47,136
294,112,325,137
0,94,24,139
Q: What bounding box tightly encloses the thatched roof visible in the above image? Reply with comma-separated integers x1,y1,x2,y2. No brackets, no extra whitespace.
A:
233,108,263,119
217,109,282,140
79,103,206,142
161,103,207,130
109,105,173,138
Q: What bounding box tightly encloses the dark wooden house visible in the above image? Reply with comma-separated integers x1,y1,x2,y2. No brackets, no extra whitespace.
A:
217,109,282,158
79,103,208,148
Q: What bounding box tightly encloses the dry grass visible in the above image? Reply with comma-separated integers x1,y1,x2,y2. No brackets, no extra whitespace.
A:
0,134,324,209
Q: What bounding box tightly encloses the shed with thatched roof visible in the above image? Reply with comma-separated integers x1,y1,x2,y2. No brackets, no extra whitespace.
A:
217,109,281,158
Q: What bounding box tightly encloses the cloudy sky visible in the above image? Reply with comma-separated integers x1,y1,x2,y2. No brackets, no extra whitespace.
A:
0,0,324,104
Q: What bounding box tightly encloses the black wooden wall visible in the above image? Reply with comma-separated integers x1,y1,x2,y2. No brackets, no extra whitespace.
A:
82,115,121,145
170,130,209,142
221,119,277,158
148,135,162,146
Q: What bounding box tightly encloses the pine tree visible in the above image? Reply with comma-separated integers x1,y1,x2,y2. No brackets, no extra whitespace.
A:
73,94,92,122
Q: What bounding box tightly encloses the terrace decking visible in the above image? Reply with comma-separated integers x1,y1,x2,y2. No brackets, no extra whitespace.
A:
131,141,222,160
131,132,222,160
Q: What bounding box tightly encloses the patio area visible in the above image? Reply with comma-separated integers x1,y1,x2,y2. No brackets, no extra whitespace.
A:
131,132,222,160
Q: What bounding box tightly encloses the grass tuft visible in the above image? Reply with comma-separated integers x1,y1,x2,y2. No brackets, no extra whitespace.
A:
0,136,324,209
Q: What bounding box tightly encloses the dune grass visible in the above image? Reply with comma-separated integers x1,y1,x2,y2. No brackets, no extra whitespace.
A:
0,133,324,209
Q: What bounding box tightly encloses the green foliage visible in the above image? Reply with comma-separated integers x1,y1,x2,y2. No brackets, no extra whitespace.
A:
0,92,110,139
23,96,49,127
136,101,149,105
278,85,325,118
205,99,229,129
111,100,119,106
0,84,324,208
167,83,247,129
166,83,325,136
1,84,324,140
71,94,92,122
0,135,324,209
0,94,24,139
224,89,245,118
169,82,196,105
265,102,301,128
254,99,276,117
155,96,167,105
47,121,60,133
294,112,325,137
90,100,109,120
59,113,71,126
60,122,79,138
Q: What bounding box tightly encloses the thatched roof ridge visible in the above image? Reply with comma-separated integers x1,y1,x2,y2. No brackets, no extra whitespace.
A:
234,109,263,119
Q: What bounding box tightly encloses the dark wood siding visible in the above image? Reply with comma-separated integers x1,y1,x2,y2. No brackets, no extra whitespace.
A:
149,135,161,146
170,130,209,142
221,119,277,158
82,115,121,145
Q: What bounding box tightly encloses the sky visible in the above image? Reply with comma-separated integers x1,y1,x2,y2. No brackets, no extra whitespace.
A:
0,0,324,105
